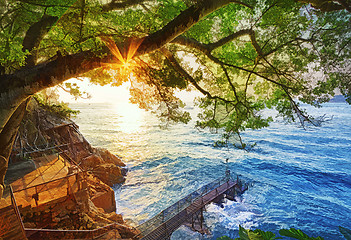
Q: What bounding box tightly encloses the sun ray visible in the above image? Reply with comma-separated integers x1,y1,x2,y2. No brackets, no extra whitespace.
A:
100,36,125,64
101,36,144,68
126,38,144,62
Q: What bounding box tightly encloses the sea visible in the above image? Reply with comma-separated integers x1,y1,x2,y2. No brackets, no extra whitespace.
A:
69,101,351,240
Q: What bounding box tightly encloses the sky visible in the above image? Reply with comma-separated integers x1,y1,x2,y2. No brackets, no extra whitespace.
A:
58,78,203,104
58,78,131,103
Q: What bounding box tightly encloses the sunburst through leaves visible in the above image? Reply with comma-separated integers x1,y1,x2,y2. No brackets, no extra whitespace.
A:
100,36,143,81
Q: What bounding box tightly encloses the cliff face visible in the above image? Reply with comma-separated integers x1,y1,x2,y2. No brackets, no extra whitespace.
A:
4,98,138,238
9,98,127,187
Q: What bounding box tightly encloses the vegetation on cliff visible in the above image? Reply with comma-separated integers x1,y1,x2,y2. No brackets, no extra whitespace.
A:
218,225,351,240
9,97,127,186
3,96,135,237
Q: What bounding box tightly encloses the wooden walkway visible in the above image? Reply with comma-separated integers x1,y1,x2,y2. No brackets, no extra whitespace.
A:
138,178,239,240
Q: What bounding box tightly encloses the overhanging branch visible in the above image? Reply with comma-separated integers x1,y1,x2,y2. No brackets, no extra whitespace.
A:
101,0,149,12
0,0,239,130
160,47,233,104
171,33,295,90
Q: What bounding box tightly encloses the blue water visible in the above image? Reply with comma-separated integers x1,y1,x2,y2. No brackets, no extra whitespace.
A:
70,102,351,240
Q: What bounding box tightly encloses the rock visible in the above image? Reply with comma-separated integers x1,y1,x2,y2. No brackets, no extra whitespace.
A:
101,230,122,239
92,164,125,186
87,221,93,229
81,154,104,169
5,159,36,184
58,211,67,218
60,215,70,221
107,212,124,222
82,214,89,223
120,167,128,176
0,184,4,200
4,100,137,238
94,148,125,167
24,222,36,228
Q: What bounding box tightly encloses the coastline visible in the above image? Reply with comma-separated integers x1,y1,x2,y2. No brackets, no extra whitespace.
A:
1,99,139,239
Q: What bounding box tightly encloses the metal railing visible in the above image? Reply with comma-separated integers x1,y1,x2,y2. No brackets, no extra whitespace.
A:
9,185,27,238
12,170,87,208
136,174,239,238
25,221,135,239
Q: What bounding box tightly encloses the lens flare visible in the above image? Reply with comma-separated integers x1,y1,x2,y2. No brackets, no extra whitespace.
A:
101,36,143,78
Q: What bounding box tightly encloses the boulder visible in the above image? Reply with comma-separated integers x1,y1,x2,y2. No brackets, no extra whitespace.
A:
106,212,124,223
92,164,125,186
81,154,104,169
94,148,125,167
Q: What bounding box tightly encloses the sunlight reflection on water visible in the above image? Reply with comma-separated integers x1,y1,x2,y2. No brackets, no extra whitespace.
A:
70,102,351,240
113,102,145,134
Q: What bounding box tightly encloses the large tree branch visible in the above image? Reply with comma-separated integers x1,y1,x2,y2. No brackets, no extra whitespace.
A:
161,47,233,104
298,0,350,12
171,33,294,90
22,14,59,66
0,98,29,198
0,0,238,132
101,0,149,12
136,0,236,56
248,30,264,59
171,29,253,54
336,0,351,12
0,50,102,132
208,29,252,51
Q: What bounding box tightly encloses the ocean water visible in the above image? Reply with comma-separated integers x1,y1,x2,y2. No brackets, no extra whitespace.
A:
70,102,351,240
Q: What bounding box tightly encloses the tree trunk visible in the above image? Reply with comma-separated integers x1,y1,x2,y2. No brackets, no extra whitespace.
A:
0,98,29,198
0,0,237,198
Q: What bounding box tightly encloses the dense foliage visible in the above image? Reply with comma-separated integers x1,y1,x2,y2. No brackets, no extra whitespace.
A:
33,94,80,119
0,0,350,147
218,225,351,240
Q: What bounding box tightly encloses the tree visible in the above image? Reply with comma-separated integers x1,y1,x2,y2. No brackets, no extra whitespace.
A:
0,0,350,198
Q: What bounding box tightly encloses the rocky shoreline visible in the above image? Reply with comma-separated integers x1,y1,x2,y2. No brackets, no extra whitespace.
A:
2,98,139,239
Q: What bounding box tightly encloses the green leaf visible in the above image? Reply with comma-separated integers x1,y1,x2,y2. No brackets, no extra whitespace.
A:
253,229,282,240
339,226,351,240
248,231,266,240
236,225,251,240
235,225,281,240
218,236,233,240
279,228,324,240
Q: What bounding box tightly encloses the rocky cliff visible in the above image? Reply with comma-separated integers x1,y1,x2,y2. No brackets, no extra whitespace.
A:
4,98,138,239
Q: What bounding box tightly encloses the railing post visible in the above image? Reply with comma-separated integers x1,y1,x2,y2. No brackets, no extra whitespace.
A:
76,173,80,191
34,186,39,206
9,185,26,238
66,177,70,195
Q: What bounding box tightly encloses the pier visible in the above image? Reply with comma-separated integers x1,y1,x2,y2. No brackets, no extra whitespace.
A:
135,174,246,240
1,123,247,240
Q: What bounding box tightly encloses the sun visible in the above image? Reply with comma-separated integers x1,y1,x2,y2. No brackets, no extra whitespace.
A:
101,36,143,78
